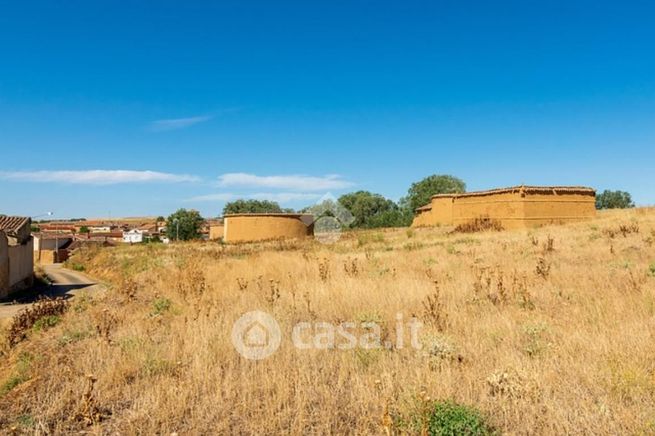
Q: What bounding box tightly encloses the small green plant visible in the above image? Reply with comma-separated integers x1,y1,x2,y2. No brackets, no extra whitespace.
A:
649,262,655,277
522,323,550,358
59,328,91,346
16,414,35,428
354,349,380,368
427,401,493,435
73,293,93,313
32,315,61,332
152,297,172,315
357,232,385,247
70,262,85,272
0,353,33,396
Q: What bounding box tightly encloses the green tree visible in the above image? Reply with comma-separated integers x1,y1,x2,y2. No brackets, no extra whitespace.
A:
595,190,635,209
79,226,90,234
365,207,413,228
222,199,284,215
337,191,401,228
156,216,165,222
401,174,466,213
166,209,204,241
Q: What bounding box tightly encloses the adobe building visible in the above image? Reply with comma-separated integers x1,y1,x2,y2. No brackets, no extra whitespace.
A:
0,216,35,298
412,185,596,230
209,223,225,241
33,233,74,264
223,213,314,243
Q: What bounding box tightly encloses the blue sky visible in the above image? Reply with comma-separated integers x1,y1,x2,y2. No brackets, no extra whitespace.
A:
1,1,654,218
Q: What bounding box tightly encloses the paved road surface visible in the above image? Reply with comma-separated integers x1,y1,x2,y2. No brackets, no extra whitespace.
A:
0,264,104,320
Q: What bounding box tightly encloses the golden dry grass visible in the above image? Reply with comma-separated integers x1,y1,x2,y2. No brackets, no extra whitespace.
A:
1,209,655,434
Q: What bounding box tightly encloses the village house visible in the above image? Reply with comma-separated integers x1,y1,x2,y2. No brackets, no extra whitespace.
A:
122,229,145,244
1,216,34,298
33,233,74,264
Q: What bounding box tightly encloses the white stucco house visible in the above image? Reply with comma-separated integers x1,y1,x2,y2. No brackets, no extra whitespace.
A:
122,229,144,244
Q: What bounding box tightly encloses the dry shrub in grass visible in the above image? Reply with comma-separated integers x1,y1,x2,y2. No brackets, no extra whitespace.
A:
7,297,68,346
454,217,503,233
604,222,640,238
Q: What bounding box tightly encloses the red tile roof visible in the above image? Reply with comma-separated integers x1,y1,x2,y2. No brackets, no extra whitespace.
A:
0,216,30,234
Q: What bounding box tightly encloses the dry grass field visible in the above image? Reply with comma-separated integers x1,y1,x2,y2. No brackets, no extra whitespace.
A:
1,209,655,434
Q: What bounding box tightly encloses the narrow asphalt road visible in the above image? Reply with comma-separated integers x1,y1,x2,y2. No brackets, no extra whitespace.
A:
0,264,104,320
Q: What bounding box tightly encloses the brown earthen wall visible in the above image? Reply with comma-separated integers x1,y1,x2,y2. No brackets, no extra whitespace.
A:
8,239,34,289
411,209,433,227
412,188,596,229
452,192,526,229
0,232,9,298
209,225,224,241
224,215,313,243
431,197,455,225
521,193,596,227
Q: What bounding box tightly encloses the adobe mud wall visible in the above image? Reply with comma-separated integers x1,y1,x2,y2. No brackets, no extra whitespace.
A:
223,214,313,243
8,239,34,290
412,186,596,229
209,225,224,241
0,232,9,298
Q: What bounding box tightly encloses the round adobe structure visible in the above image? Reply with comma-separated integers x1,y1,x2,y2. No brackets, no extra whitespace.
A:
223,213,314,243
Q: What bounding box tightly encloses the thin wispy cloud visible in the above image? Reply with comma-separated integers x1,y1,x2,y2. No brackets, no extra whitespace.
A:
188,192,322,203
149,115,212,131
0,170,200,185
217,173,354,191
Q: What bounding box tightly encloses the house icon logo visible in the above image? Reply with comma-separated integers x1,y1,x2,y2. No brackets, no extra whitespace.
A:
231,311,281,360
301,193,355,244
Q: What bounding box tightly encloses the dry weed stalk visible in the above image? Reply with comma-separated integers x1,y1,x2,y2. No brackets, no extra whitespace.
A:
423,280,447,330
94,309,117,344
73,374,104,425
236,277,249,291
318,258,330,281
489,270,508,304
118,277,139,301
535,257,551,279
267,279,281,305
343,257,359,277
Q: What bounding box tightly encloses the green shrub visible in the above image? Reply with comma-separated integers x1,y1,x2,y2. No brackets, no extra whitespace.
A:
70,263,85,272
0,353,33,396
427,401,493,436
32,315,61,332
152,297,172,315
649,262,655,277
